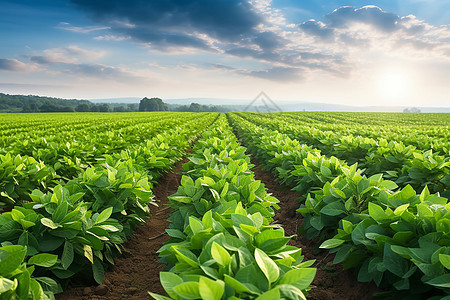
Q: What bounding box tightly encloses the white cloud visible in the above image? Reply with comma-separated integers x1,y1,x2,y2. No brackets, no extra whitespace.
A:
94,35,130,41
0,58,35,72
30,46,106,64
56,22,110,33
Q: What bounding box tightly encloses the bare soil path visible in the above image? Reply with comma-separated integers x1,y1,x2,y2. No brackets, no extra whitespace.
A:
57,158,187,300
250,159,381,300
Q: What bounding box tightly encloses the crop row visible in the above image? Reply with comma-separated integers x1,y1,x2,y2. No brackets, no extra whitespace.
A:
229,114,450,299
0,113,218,299
283,112,449,141
149,115,316,300
232,113,450,199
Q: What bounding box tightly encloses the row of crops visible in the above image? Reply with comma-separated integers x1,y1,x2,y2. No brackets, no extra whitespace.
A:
0,112,218,299
149,115,316,299
228,112,450,299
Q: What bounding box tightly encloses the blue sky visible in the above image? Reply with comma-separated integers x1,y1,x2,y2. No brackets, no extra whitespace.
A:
0,0,449,107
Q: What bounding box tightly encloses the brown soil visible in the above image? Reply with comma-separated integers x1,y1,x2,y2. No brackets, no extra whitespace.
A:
250,159,381,300
57,159,187,300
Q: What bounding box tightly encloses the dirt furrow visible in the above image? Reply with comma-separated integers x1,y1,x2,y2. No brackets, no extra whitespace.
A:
250,158,381,300
57,159,187,300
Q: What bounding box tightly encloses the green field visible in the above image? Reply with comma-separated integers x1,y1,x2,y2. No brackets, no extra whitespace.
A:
0,112,449,299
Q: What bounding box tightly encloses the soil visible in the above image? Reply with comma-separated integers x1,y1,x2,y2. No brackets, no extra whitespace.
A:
57,158,187,300
250,158,382,300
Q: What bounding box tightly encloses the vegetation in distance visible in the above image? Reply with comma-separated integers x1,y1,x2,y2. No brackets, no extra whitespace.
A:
0,93,238,113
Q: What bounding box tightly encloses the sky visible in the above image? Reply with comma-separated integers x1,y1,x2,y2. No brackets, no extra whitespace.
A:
0,0,449,107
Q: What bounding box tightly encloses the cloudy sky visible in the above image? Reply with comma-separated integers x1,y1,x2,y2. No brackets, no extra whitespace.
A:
1,0,449,107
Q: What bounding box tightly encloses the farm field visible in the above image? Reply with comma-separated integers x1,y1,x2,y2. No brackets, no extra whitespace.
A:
0,112,449,300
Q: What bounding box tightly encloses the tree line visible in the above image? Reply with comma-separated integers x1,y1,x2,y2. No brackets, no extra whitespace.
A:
0,93,236,113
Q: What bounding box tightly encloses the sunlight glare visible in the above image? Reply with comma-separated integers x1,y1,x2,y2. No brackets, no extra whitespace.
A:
378,70,411,102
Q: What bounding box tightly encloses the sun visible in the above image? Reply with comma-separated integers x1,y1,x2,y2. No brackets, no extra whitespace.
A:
377,70,411,102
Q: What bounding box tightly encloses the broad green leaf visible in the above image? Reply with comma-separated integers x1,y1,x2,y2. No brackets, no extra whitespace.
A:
11,209,25,222
41,218,59,229
439,254,450,269
174,248,198,267
199,277,224,300
189,216,204,235
320,239,345,249
426,274,450,288
52,200,68,223
383,244,408,278
0,245,27,276
160,272,183,298
224,274,254,294
95,207,113,224
0,277,15,293
28,253,58,267
211,242,231,267
279,268,317,290
92,258,104,284
255,248,279,283
320,202,345,216
173,282,201,299
255,287,280,300
368,202,386,222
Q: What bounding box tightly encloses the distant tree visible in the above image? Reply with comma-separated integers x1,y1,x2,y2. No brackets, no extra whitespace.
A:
113,106,127,112
189,103,202,112
76,103,91,112
22,103,39,113
139,97,168,111
97,104,110,112
128,103,138,111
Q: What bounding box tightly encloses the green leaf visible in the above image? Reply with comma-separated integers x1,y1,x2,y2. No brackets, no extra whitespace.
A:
95,207,113,224
148,292,173,300
160,272,183,298
174,248,198,267
439,254,450,269
279,268,316,290
320,165,332,177
0,278,15,293
224,274,255,294
28,253,58,267
255,248,279,283
383,244,408,278
426,274,450,288
84,245,93,264
92,258,105,284
255,287,280,300
41,218,59,229
368,202,386,222
173,282,201,299
320,239,345,249
199,277,224,300
211,242,231,267
11,209,25,222
189,217,204,235
0,245,27,276
52,200,68,223
169,196,193,203
61,241,74,270
320,201,345,216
